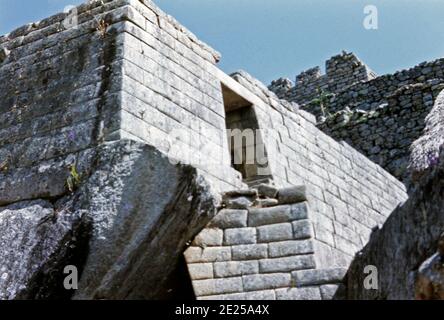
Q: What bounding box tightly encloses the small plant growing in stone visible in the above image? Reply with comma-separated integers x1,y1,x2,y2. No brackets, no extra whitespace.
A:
310,88,334,118
66,164,81,193
0,157,9,173
96,18,109,39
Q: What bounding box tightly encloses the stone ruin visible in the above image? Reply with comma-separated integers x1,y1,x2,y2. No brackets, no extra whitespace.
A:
0,0,442,300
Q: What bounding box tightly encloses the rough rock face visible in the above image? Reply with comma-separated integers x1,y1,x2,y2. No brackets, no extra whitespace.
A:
73,140,220,299
410,89,444,179
0,200,90,300
415,233,444,300
345,148,444,299
0,140,220,300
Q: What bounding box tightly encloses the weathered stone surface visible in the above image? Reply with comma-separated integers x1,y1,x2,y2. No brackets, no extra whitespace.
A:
208,209,248,229
257,184,278,198
278,186,307,204
232,244,268,261
253,198,279,208
320,284,346,300
259,255,316,273
275,287,322,300
193,277,243,297
248,204,308,227
187,263,214,280
0,200,90,300
257,223,293,243
192,228,223,247
268,240,314,258
244,290,276,300
185,247,231,264
70,140,220,299
242,273,291,291
224,197,253,209
214,261,258,278
224,228,256,245
292,268,347,287
292,220,314,240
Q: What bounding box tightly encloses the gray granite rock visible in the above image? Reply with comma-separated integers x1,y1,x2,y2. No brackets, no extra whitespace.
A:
0,200,90,300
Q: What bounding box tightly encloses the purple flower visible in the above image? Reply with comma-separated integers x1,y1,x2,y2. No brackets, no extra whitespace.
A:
67,130,76,141
427,153,439,167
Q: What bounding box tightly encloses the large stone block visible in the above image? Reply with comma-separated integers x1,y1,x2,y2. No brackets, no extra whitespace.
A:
208,209,248,229
193,277,243,297
232,244,268,261
185,246,232,263
292,268,347,287
192,228,223,247
187,263,214,280
292,220,314,240
320,284,346,300
268,240,314,258
257,223,293,243
214,261,259,278
224,228,257,245
259,255,316,273
248,203,308,227
278,186,307,204
242,274,291,291
257,184,278,198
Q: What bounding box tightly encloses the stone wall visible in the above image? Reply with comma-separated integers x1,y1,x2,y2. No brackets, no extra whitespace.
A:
185,186,347,300
270,52,444,189
0,0,243,195
115,0,243,191
0,0,128,205
345,92,444,299
318,83,444,189
230,71,408,270
184,70,408,300
269,51,377,106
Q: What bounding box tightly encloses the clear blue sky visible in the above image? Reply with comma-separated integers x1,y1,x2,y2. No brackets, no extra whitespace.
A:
1,0,443,84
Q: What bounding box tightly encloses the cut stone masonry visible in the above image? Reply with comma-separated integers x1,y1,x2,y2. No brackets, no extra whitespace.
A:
0,0,440,300
185,185,347,300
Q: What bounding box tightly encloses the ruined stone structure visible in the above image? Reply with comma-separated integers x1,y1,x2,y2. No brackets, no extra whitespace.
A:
0,0,442,300
270,52,444,189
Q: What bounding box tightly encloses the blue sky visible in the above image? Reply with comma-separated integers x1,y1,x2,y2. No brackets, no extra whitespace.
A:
1,0,443,84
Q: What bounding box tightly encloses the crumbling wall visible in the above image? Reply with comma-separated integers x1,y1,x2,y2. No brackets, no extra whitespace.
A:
269,51,377,106
270,52,444,190
318,82,444,189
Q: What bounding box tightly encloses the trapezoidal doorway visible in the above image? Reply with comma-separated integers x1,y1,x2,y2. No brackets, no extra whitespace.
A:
222,84,272,187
